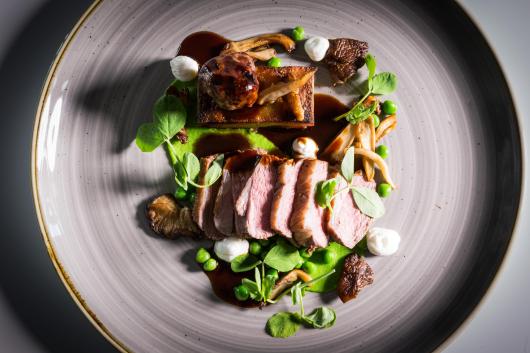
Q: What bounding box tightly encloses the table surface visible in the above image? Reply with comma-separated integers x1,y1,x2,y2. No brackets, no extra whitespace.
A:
0,1,528,352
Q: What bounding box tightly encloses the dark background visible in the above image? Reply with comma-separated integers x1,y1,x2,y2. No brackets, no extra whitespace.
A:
0,1,528,352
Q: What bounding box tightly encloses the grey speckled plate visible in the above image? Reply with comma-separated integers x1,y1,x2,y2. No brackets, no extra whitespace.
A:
31,1,521,352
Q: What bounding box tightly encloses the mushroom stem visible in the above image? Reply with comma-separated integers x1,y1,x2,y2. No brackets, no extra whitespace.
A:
257,71,315,105
269,269,312,300
222,33,295,54
376,114,397,142
246,48,277,61
286,92,305,121
354,147,397,188
321,124,356,163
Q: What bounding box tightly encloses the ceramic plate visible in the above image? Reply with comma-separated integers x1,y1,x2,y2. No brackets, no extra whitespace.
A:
32,0,521,352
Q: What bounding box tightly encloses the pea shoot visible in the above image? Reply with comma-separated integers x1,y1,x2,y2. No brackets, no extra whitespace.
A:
372,114,380,128
291,26,305,41
377,183,392,198
267,57,282,67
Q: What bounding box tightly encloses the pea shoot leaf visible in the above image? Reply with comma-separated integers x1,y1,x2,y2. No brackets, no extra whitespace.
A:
341,147,355,183
303,307,336,329
351,186,385,218
344,100,378,125
266,312,300,338
183,152,200,182
371,72,397,95
315,179,337,210
263,240,303,272
230,254,261,273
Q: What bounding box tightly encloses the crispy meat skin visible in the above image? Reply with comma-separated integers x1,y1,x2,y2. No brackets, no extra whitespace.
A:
199,52,259,110
324,38,368,85
193,155,225,240
198,66,315,128
338,254,374,303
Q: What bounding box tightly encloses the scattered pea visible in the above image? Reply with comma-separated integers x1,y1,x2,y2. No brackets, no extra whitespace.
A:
291,26,305,41
323,249,336,264
174,186,187,200
382,100,397,115
267,57,282,68
195,248,211,264
375,145,389,159
203,258,218,272
372,114,380,128
234,284,249,301
249,241,262,255
377,183,392,198
266,268,279,281
302,261,316,273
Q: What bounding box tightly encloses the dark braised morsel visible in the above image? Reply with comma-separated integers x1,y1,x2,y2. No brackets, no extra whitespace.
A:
337,253,374,303
324,38,368,85
199,52,259,110
146,194,200,239
175,128,188,144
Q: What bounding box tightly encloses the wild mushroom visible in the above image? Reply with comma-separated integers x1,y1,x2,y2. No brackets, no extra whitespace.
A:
269,269,312,300
246,48,277,61
286,92,305,121
146,194,200,239
354,147,397,188
354,117,376,180
337,253,373,303
320,124,356,163
376,114,397,142
257,71,315,105
221,33,295,55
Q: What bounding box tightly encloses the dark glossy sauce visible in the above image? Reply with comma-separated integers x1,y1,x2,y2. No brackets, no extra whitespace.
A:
194,133,251,157
259,94,350,155
204,261,259,308
177,31,230,65
224,149,261,173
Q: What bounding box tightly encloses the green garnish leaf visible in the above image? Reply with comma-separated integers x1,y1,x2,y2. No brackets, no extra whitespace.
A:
371,72,397,95
340,147,355,183
173,161,188,191
344,100,378,125
230,254,261,273
263,240,303,272
135,123,166,152
241,278,260,300
203,154,224,187
266,312,301,338
305,242,353,293
365,54,376,90
302,307,336,329
351,186,385,218
315,179,337,210
183,152,201,182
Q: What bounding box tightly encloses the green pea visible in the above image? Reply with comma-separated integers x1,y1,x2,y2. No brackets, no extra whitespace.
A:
295,257,305,269
382,100,397,115
375,145,389,159
302,261,316,273
291,26,305,41
195,248,210,264
234,284,249,301
267,57,282,68
377,183,392,198
203,258,218,272
249,241,262,255
299,248,312,259
266,268,279,281
323,249,336,264
174,186,187,200
372,114,380,128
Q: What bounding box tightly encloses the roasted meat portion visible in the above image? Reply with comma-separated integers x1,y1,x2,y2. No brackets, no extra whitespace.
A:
199,52,259,110
324,38,368,85
337,254,374,303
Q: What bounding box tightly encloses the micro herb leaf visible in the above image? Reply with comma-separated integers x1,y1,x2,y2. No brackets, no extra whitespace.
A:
371,72,397,95
230,254,262,273
351,186,385,218
344,100,378,125
241,278,261,300
183,152,200,182
341,147,355,183
255,266,262,294
266,312,301,338
135,94,187,152
365,54,376,91
262,274,275,302
153,95,187,139
263,240,303,272
173,160,188,191
203,155,224,186
315,179,337,210
303,307,336,329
